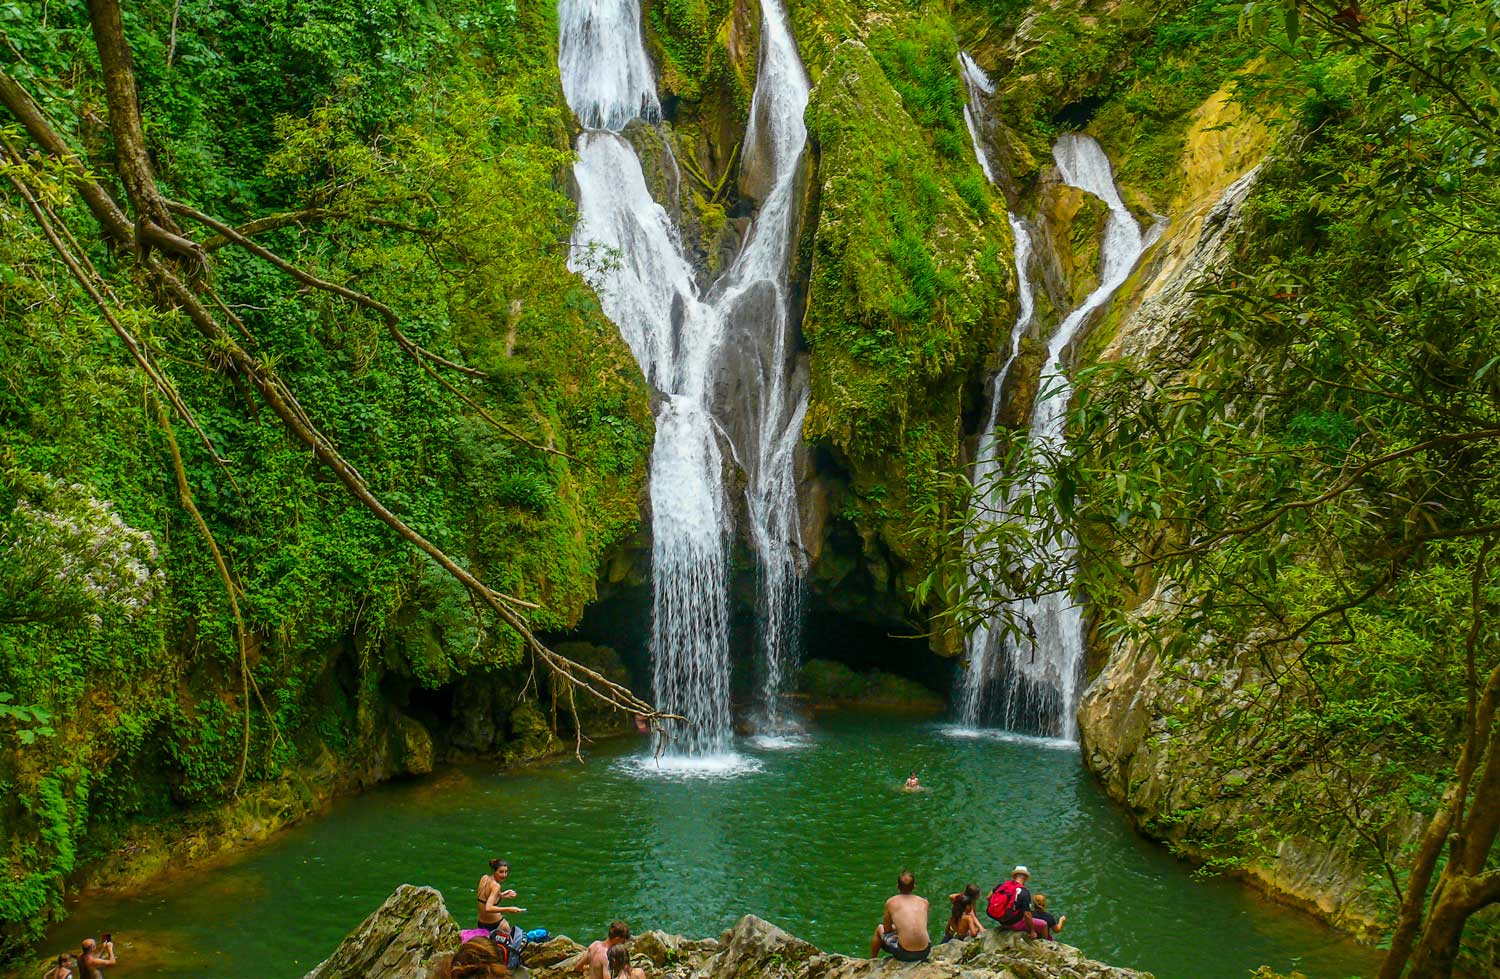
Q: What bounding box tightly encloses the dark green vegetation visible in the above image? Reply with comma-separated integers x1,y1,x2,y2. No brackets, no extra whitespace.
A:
0,0,651,958
4,0,1498,975
944,2,1500,975
802,39,1012,616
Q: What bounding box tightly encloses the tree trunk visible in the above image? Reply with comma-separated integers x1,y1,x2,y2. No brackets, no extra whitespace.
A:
83,0,200,259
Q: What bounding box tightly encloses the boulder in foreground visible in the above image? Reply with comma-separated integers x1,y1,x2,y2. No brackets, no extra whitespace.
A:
312,887,1151,979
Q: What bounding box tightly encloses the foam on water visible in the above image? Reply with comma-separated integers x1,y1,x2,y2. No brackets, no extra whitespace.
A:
935,723,1079,753
615,751,765,780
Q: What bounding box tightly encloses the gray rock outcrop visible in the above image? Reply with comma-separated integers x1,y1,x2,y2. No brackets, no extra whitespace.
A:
306,888,1150,979
303,884,460,979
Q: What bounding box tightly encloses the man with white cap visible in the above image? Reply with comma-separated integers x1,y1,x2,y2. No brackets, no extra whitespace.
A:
986,866,1049,940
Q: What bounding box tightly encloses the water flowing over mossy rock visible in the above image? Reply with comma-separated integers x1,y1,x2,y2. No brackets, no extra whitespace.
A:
802,41,1014,612
303,884,460,979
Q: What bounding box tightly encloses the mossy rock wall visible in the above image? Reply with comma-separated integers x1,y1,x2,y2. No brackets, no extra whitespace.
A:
800,41,1014,636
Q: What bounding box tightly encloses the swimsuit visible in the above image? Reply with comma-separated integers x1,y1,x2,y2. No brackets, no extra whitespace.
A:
879,930,931,962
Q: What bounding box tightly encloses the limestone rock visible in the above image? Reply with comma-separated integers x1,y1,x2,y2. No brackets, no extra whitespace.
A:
528,935,589,969
302,884,459,979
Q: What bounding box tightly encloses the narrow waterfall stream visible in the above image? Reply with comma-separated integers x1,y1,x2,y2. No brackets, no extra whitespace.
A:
561,0,811,755
955,58,1152,740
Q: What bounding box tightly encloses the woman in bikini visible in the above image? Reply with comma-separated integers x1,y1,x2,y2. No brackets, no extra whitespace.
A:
475,858,523,936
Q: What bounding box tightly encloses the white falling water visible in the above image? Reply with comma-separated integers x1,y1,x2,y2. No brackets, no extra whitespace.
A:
955,53,1150,740
561,0,810,754
717,0,811,732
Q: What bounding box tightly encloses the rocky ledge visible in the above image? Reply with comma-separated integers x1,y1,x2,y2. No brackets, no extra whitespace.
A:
305,886,1150,979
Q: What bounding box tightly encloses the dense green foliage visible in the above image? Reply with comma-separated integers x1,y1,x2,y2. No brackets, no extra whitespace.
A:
0,0,650,957
943,1,1500,970
802,40,1012,595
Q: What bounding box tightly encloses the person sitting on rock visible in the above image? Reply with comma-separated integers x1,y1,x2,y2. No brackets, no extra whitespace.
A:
991,866,1049,941
903,772,922,792
607,942,646,979
870,869,931,962
476,858,523,937
575,920,631,979
431,938,510,979
944,884,983,941
1031,894,1065,940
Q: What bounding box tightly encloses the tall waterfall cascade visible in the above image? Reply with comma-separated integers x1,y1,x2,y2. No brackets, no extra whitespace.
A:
560,0,811,755
955,55,1151,740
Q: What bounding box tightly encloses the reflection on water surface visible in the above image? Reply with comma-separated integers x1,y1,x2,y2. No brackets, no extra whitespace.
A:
36,714,1378,979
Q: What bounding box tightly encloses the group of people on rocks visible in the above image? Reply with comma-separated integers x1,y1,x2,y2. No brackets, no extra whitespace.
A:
455,855,1066,979
872,867,1066,964
431,859,652,979
43,934,116,979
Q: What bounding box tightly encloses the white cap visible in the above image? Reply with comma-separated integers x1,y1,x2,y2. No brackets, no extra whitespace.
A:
1012,865,1030,878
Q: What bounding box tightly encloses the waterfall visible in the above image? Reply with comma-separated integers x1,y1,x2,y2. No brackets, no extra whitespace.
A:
561,0,810,754
955,54,1149,740
718,0,811,732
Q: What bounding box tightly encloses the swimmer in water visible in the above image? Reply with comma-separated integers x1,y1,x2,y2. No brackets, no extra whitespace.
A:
903,771,922,791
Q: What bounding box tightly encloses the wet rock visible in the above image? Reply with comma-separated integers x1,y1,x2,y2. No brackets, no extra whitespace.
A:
302,884,458,979
394,714,434,775
800,659,944,713
634,929,722,969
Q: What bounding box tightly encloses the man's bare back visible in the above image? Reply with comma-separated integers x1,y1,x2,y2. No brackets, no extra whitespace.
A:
584,940,610,979
884,893,930,951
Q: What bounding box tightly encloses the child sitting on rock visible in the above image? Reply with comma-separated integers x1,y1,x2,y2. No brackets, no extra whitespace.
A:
1031,894,1066,940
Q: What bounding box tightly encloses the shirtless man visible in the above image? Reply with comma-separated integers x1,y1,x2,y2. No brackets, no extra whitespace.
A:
77,938,115,979
574,920,630,979
903,772,921,792
870,870,931,962
476,858,523,935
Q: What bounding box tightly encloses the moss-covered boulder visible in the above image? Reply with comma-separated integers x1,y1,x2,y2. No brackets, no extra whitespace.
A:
800,658,944,712
801,41,1015,616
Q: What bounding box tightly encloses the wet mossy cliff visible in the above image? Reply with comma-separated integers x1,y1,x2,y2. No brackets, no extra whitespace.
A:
0,0,651,959
3,0,1477,966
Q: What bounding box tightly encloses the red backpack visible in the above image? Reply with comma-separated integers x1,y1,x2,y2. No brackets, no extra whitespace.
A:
986,879,1024,924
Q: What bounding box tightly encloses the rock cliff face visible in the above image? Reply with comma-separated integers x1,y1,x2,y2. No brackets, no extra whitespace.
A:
1068,75,1394,937
1076,590,1389,937
308,888,1150,979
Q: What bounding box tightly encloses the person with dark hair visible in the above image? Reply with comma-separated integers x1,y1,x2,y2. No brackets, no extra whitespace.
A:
944,884,983,942
903,772,921,792
77,938,115,979
606,943,645,979
870,870,930,962
430,939,510,979
575,921,631,979
43,952,74,979
476,858,523,936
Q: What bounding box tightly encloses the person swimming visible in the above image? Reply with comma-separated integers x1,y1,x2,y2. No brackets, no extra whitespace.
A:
903,772,922,791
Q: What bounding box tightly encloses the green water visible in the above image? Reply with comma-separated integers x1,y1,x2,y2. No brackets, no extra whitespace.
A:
38,714,1380,979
